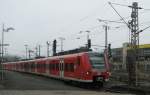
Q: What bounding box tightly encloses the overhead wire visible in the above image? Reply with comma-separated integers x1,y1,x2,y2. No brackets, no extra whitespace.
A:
110,2,130,7
108,2,130,29
110,2,150,10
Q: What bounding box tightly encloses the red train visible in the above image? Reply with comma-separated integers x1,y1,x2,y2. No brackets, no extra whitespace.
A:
3,50,110,87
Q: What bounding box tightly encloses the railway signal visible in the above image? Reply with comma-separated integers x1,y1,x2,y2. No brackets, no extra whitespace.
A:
38,45,41,57
108,44,112,58
53,39,57,56
35,46,38,58
87,39,91,49
79,30,91,49
24,44,28,60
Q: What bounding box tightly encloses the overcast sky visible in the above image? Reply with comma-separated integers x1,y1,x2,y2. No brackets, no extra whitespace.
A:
0,0,150,57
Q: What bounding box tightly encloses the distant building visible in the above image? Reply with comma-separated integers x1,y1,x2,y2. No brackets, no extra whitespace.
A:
138,44,150,60
112,47,123,63
111,43,150,70
112,43,150,62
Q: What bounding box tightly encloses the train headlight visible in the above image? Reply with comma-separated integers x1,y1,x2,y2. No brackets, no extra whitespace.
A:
86,71,89,75
108,72,111,76
86,71,91,75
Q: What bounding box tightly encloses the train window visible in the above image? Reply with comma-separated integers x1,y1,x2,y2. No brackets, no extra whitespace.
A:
71,64,74,72
53,64,55,70
55,63,58,70
51,64,53,70
54,64,56,70
56,63,59,70
37,61,46,69
77,56,80,66
31,62,35,69
51,64,54,70
24,62,30,71
30,63,32,69
27,63,30,68
67,63,74,72
53,64,54,70
65,63,69,71
21,64,23,69
23,63,25,69
39,64,42,68
68,64,70,71
37,63,42,69
49,64,51,70
37,63,39,69
42,63,46,69
64,64,66,71
50,64,52,70
55,64,57,70
89,52,105,70
40,64,42,68
24,63,26,69
37,64,39,68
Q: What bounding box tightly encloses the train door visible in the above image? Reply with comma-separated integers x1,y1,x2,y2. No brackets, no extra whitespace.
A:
59,58,64,78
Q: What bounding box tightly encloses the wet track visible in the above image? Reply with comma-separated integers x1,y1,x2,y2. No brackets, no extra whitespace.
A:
0,70,85,90
0,70,137,95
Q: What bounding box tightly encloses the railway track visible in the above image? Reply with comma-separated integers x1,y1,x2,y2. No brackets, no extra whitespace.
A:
104,84,150,95
1,70,150,95
62,78,150,95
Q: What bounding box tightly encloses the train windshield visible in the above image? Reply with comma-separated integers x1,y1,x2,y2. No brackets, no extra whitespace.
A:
89,52,105,70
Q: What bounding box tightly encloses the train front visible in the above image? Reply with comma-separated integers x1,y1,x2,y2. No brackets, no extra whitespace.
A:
88,52,111,86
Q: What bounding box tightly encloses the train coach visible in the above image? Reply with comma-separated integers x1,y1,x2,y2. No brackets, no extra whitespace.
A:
3,50,111,87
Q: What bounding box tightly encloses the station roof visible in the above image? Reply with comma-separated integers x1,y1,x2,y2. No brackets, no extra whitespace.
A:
139,44,150,49
112,43,150,50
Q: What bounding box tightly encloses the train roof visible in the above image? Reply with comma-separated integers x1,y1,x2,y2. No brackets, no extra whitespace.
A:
2,52,86,64
3,48,103,64
54,48,92,56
